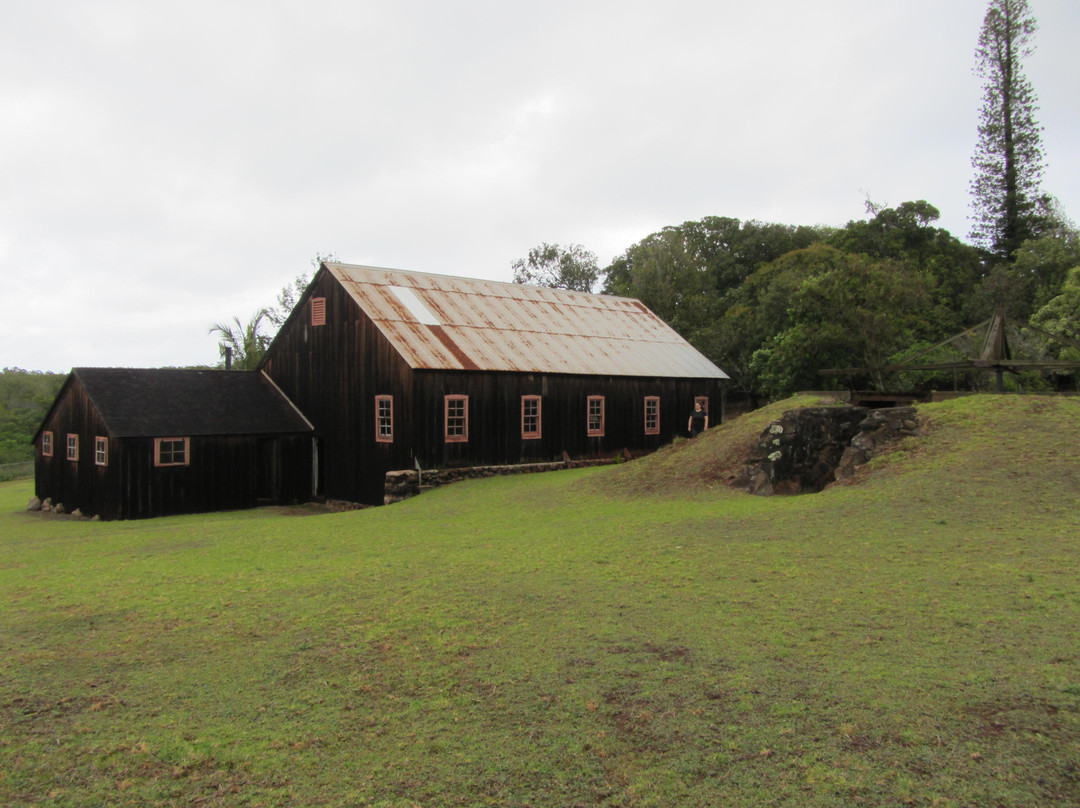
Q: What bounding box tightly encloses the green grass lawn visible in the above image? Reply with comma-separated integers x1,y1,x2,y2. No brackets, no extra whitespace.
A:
2,395,1079,807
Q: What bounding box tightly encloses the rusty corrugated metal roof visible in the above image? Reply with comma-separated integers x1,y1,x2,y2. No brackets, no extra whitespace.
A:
326,263,729,379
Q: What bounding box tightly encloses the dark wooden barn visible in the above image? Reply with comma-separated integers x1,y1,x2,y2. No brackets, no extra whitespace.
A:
33,368,314,520
260,263,728,506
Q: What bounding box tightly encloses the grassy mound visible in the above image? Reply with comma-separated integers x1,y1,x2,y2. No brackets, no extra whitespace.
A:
591,394,845,497
2,395,1079,807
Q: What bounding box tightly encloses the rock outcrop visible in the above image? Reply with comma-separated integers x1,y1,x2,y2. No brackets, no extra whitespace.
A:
735,406,921,496
833,407,922,482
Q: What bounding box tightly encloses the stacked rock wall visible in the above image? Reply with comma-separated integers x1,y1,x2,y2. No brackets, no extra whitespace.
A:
384,453,630,504
736,406,920,496
833,407,922,482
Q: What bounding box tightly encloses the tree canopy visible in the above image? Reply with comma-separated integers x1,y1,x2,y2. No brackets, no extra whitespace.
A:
601,217,827,346
0,368,65,467
209,310,273,371
747,246,936,396
590,205,1014,400
1032,266,1080,363
512,243,601,293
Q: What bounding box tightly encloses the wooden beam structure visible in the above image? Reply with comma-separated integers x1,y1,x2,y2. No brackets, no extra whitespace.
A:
821,310,1080,392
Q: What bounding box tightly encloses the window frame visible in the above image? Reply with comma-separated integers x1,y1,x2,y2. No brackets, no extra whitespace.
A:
644,396,660,435
42,431,53,457
311,296,327,326
521,395,542,440
695,396,710,414
66,433,79,461
94,436,108,466
375,395,394,443
586,395,605,437
154,437,190,467
444,395,469,443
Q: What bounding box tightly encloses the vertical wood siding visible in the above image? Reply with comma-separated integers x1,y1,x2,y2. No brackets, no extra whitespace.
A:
34,377,114,517
412,371,723,471
260,268,416,506
106,434,312,520
34,377,313,520
261,268,724,507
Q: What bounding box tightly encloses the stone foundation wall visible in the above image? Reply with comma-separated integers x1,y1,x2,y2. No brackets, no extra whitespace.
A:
735,406,921,496
833,407,921,482
384,452,632,504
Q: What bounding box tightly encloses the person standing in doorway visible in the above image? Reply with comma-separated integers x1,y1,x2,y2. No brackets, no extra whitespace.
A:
688,400,708,437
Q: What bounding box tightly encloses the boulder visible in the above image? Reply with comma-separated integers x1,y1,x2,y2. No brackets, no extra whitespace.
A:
736,406,921,495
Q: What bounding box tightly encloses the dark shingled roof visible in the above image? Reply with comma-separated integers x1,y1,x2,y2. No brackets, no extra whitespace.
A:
73,368,313,438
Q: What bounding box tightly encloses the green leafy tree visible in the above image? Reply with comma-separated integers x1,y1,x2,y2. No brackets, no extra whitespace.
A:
967,229,1080,322
1013,230,1080,310
602,217,827,357
602,227,708,331
604,217,824,303
695,244,833,400
830,200,983,330
209,309,273,370
268,275,310,329
268,252,336,329
969,0,1049,260
745,246,935,396
0,368,65,467
831,199,942,263
965,264,1031,322
512,243,600,293
1031,266,1080,364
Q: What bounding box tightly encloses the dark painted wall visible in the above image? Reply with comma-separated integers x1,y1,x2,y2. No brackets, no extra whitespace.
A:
102,433,312,520
34,378,313,520
411,371,723,470
261,268,724,506
34,376,112,516
260,267,417,506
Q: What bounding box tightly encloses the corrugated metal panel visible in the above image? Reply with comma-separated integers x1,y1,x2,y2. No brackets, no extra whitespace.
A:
328,263,729,379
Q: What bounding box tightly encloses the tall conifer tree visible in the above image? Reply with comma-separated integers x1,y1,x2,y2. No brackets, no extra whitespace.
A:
969,0,1047,260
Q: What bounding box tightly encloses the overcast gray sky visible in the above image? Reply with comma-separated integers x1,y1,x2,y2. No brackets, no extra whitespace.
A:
3,0,1078,372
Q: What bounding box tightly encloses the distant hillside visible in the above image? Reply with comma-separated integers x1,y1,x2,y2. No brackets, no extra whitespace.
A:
0,368,65,466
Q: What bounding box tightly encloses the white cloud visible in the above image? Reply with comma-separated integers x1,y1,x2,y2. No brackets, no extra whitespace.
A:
2,0,1077,371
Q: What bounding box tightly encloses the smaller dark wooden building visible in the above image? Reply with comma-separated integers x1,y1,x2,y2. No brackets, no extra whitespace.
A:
33,368,314,520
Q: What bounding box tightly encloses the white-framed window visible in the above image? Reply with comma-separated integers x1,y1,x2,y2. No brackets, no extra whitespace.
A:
376,395,394,443
95,436,108,466
66,433,79,461
645,396,660,435
154,437,190,467
42,431,53,457
587,396,605,437
444,395,468,443
521,395,541,439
